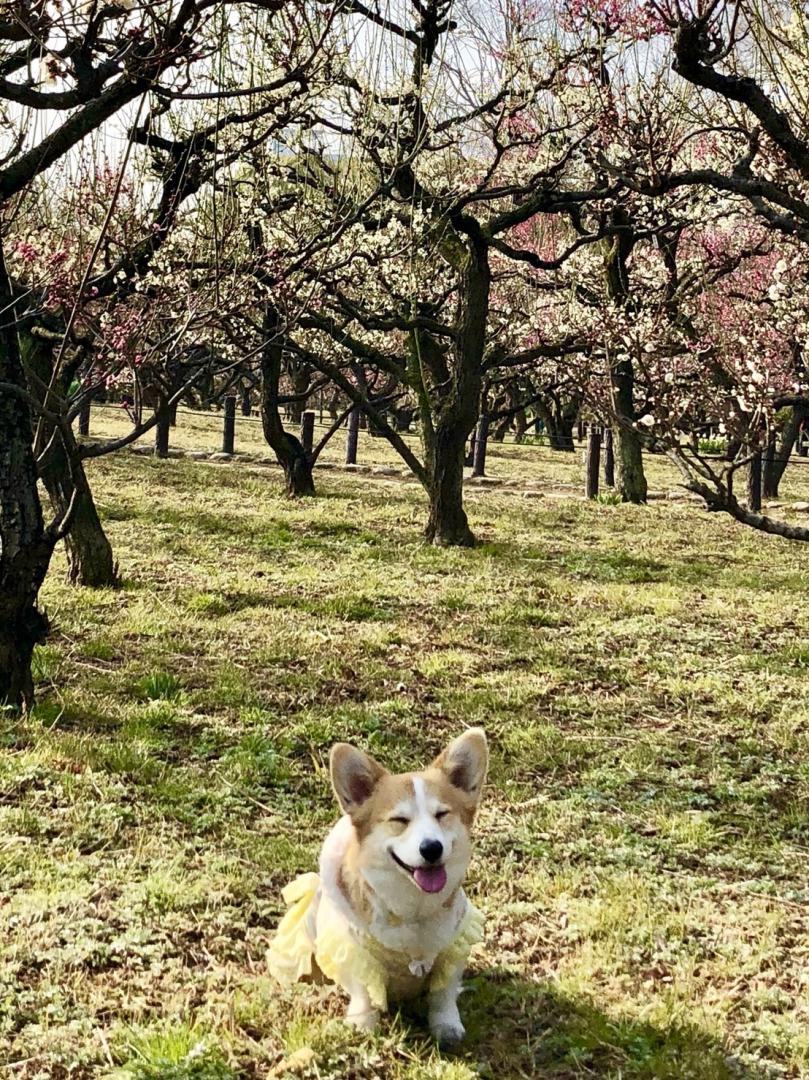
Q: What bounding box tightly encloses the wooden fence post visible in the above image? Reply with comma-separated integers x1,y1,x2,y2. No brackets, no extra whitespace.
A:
797,430,807,457
602,427,614,487
577,419,585,443
345,407,360,464
300,410,315,454
471,415,489,477
78,399,91,437
222,395,236,454
747,450,762,512
154,401,170,459
241,387,252,416
585,425,601,499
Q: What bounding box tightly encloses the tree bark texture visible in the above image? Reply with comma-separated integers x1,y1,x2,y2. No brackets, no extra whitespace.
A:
603,208,647,503
0,261,53,707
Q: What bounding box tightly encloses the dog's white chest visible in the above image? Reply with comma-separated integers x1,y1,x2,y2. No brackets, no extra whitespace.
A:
367,891,467,971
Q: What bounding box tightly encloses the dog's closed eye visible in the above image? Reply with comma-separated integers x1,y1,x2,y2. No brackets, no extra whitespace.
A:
388,816,410,826
435,810,449,821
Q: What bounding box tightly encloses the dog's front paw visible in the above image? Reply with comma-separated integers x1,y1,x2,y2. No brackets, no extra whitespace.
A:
345,1008,380,1033
430,1020,465,1048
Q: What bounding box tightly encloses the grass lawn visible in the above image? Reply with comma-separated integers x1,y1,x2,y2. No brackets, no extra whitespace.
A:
3,443,809,1079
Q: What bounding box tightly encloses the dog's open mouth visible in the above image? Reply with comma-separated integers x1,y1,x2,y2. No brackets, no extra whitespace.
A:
390,850,447,893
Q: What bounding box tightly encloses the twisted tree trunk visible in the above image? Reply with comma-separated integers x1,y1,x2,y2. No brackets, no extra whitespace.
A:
513,408,527,443
412,232,489,547
22,329,117,587
247,223,315,497
40,435,117,587
536,396,577,451
762,406,805,499
603,209,647,503
260,304,315,497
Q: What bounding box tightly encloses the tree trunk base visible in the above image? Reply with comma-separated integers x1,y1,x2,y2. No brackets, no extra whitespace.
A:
62,488,119,588
423,431,477,547
549,433,575,452
618,486,648,504
38,413,118,588
425,519,476,547
285,467,316,497
283,445,316,497
614,427,648,503
0,603,49,710
66,543,119,588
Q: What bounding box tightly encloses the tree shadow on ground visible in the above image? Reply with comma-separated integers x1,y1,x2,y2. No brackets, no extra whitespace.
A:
399,969,767,1080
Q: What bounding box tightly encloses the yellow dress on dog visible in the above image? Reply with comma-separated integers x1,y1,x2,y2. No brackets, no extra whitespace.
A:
268,871,484,1011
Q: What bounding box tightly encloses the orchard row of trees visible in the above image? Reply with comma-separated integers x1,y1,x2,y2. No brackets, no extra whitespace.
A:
2,0,809,706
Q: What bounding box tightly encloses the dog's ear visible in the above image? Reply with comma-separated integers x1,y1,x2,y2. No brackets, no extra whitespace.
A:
330,743,387,817
433,728,488,805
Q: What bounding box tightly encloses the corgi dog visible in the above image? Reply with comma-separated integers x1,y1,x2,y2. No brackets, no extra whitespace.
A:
268,728,488,1045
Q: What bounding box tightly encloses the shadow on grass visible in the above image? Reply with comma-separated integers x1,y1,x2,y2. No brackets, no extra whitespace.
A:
399,970,765,1079
485,526,806,592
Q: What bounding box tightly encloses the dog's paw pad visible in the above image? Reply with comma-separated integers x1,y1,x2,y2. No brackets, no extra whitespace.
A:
431,1021,465,1048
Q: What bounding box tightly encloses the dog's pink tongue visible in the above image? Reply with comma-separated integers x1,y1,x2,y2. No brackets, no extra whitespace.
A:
413,865,447,893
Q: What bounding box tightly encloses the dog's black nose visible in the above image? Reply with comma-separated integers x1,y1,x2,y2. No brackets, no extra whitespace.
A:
419,839,443,864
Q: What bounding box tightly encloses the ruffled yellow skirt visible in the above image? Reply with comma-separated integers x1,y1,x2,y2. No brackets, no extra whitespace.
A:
268,873,484,1012
267,873,322,985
